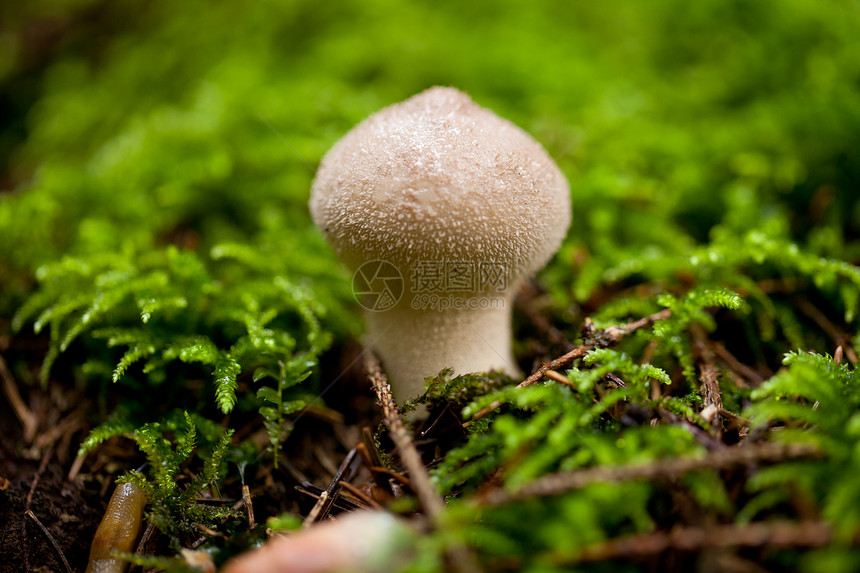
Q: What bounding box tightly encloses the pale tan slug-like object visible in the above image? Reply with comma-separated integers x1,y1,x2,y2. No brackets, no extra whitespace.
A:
310,87,571,400
221,511,416,573
85,481,147,573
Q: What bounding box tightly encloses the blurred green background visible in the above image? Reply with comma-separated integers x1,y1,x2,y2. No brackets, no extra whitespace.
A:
3,0,858,303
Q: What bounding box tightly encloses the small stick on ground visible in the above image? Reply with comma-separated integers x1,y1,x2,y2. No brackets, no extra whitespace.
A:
294,484,365,512
19,443,51,573
690,323,724,432
135,522,155,555
711,341,764,386
25,510,73,573
365,354,445,518
34,408,84,451
26,445,54,510
303,491,329,527
241,485,256,530
365,352,480,573
0,354,38,443
370,467,411,487
795,297,858,364
657,408,724,451
196,524,220,537
467,309,673,425
67,453,86,482
303,448,360,528
544,370,574,387
477,442,822,507
338,480,384,510
572,520,838,563
359,427,394,496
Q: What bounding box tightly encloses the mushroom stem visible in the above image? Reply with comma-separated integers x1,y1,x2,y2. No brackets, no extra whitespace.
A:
367,299,519,400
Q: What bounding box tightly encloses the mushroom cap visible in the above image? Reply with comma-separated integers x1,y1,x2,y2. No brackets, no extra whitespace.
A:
310,87,570,288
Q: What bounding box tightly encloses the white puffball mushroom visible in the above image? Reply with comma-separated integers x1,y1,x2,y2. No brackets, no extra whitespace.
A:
310,87,571,400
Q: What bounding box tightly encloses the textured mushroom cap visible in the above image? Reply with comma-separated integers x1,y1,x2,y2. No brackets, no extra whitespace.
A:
310,87,570,288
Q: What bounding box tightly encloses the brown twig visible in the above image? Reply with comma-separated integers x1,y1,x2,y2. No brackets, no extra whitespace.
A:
196,524,220,537
370,466,411,487
294,483,364,512
67,453,86,482
34,408,84,451
365,353,446,518
0,353,38,443
544,370,574,387
657,408,724,451
338,480,384,510
303,448,360,528
365,352,480,573
135,521,155,556
303,490,329,527
467,309,673,425
241,485,256,530
359,428,394,496
477,442,822,507
25,445,53,510
690,323,724,432
25,510,73,573
711,341,764,386
572,520,838,563
19,444,52,573
795,297,858,364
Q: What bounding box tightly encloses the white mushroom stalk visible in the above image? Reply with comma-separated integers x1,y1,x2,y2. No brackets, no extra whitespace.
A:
310,87,570,401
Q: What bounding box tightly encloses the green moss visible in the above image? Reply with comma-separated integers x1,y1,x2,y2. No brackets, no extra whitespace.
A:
2,0,860,569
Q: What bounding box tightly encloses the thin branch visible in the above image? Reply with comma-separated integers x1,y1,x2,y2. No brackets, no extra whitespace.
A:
711,341,764,386
795,297,858,364
241,485,256,530
572,520,838,564
25,510,73,573
476,442,822,507
338,480,384,510
303,448,359,528
359,427,394,496
365,353,445,518
690,323,724,431
303,490,329,527
34,408,84,451
25,446,53,510
467,309,672,424
0,353,38,443
657,408,724,451
365,352,480,573
135,522,155,556
544,370,575,387
369,466,411,487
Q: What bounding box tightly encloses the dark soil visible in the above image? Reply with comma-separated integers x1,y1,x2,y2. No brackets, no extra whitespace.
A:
0,386,103,572
0,339,388,573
